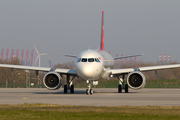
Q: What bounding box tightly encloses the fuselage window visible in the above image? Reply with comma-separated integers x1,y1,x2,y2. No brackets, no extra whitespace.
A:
95,58,100,62
88,58,94,62
81,58,87,62
76,58,81,62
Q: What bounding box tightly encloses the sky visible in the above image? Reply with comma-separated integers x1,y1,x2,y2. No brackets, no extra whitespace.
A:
0,0,180,67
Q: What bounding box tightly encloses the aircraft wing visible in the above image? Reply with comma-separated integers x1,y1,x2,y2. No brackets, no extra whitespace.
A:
0,64,76,75
111,64,180,75
54,68,76,75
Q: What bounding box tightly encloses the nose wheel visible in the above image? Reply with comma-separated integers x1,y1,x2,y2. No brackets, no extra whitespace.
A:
86,81,93,95
86,89,93,95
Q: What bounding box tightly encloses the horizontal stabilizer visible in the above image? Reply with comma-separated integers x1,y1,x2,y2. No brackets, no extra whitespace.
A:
63,54,77,58
113,54,144,60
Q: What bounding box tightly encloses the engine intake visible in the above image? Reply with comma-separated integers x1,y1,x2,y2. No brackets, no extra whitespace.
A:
43,71,62,90
127,71,146,90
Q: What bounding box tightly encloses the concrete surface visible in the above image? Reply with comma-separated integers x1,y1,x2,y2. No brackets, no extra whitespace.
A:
0,88,180,106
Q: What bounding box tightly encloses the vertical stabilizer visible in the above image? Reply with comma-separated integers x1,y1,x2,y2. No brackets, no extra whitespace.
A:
100,11,104,51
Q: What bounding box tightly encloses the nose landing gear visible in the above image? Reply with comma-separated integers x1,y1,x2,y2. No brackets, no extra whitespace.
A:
86,80,93,95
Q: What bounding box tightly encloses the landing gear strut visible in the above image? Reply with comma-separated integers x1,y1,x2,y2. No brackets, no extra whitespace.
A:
118,74,129,93
86,80,93,95
64,75,75,94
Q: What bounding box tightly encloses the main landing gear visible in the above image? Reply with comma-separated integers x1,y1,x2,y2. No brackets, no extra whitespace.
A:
64,75,75,94
86,80,93,95
118,74,129,93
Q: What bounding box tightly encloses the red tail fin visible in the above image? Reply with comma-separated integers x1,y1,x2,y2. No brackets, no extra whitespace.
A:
100,11,104,51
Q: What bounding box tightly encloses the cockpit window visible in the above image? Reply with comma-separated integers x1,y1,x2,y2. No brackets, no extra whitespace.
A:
81,58,87,62
76,58,81,62
79,58,100,62
88,58,94,62
95,58,100,62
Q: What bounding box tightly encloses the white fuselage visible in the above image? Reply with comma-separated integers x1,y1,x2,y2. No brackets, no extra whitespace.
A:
75,49,113,81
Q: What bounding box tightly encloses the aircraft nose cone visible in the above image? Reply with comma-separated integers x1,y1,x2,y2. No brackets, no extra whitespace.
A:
82,67,93,78
77,65,94,80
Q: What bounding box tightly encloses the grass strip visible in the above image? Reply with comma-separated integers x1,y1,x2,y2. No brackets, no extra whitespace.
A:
0,104,180,120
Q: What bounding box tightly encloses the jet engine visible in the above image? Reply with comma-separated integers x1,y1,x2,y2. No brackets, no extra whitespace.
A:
127,71,146,90
43,71,62,90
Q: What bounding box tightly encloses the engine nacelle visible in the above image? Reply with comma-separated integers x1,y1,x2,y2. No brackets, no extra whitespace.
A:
43,71,62,90
127,71,146,90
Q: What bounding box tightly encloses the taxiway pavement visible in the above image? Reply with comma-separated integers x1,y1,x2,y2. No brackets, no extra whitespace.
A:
0,88,179,106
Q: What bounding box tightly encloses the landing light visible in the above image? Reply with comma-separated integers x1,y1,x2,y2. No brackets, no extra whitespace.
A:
93,81,98,85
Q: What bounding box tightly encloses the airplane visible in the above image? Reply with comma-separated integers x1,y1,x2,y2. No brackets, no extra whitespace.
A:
0,11,180,95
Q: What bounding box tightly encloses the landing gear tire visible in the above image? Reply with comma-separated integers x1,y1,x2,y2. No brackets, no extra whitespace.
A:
118,84,122,93
90,89,93,95
125,84,128,93
86,89,89,95
64,85,67,93
70,85,74,93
